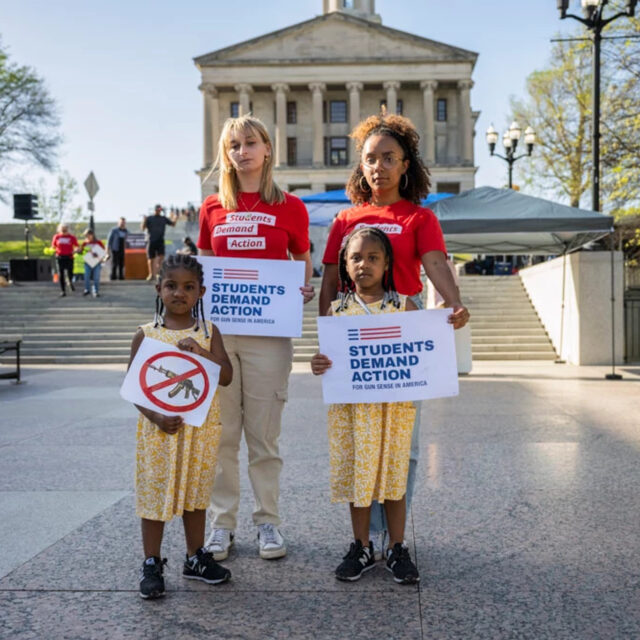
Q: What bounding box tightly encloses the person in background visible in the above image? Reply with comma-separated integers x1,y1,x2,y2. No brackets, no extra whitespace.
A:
106,217,129,280
142,204,177,281
176,236,198,256
79,228,105,297
51,223,78,297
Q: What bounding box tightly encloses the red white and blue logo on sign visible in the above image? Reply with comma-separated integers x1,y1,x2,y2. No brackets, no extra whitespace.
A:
347,325,402,341
212,268,259,281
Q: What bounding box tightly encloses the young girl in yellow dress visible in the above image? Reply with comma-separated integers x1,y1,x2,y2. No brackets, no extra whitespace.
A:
311,227,420,585
128,254,233,599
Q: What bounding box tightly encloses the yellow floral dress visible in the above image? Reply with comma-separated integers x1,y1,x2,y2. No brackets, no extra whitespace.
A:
135,321,222,521
328,296,416,507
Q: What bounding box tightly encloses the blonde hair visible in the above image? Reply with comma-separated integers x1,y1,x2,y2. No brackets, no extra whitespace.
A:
212,115,285,210
57,223,69,234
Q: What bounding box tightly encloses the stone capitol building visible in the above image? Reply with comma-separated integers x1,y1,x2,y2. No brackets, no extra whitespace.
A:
194,0,478,199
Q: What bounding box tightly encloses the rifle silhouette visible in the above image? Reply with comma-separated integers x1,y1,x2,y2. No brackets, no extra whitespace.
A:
149,362,201,400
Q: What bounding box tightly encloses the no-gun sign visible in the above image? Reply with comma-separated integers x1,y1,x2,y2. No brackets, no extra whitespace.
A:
317,309,459,404
120,337,221,427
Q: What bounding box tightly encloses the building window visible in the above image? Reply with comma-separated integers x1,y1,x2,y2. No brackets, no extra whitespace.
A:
379,99,403,115
324,136,349,166
330,100,347,123
287,137,297,166
343,0,354,7
436,182,460,194
437,98,447,122
230,101,252,118
287,101,297,124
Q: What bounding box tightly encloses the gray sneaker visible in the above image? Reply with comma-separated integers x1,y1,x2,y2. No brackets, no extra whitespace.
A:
257,523,286,559
204,528,234,561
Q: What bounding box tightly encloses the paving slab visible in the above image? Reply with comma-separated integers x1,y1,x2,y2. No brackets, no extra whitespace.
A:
0,362,639,639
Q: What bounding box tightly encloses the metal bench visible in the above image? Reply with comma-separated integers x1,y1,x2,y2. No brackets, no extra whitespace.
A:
0,335,23,383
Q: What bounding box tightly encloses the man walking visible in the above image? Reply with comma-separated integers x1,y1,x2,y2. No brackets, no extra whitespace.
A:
105,217,129,280
141,204,176,280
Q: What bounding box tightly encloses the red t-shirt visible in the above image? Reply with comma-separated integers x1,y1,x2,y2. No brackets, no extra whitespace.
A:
197,192,310,259
51,233,79,257
322,200,447,296
80,239,105,252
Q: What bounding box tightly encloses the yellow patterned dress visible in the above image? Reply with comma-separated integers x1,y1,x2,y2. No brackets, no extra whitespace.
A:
135,321,222,521
328,296,416,507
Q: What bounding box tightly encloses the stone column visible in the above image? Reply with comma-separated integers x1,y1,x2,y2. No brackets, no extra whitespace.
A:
234,83,253,116
420,80,437,166
458,79,474,164
346,81,363,159
383,80,400,115
271,83,289,167
309,82,326,167
199,83,214,168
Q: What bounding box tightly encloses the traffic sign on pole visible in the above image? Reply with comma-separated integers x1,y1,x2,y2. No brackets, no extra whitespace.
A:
84,172,99,199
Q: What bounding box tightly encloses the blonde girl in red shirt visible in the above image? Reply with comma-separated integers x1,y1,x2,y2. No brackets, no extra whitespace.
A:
319,112,470,562
197,115,313,562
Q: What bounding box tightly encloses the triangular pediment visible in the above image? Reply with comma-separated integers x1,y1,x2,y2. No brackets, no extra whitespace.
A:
194,13,477,67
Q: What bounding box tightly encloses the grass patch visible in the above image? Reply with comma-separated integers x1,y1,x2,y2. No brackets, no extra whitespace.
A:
0,239,50,260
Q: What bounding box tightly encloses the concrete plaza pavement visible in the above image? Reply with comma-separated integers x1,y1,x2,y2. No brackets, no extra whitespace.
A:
1,360,640,639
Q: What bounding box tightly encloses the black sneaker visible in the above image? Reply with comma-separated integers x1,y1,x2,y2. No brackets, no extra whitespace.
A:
183,547,231,585
82,290,90,296
335,540,375,582
139,556,167,599
385,543,420,584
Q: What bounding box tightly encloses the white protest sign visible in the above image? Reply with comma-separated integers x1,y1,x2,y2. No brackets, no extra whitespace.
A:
120,337,220,427
83,244,105,268
317,309,459,404
198,256,305,337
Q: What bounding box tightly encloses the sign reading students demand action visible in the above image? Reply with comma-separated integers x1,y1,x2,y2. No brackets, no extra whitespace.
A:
198,256,305,338
317,309,459,404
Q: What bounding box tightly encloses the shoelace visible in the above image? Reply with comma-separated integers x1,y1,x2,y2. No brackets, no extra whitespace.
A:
260,524,279,545
211,529,228,546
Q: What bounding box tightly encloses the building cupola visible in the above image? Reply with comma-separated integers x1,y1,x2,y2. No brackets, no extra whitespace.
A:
322,0,382,23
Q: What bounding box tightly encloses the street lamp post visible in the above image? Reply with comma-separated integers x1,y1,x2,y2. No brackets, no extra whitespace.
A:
486,122,535,189
557,0,638,212
557,1,637,381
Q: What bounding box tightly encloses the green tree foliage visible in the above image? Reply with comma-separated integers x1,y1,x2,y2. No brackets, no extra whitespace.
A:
0,38,61,201
32,171,86,242
509,10,640,218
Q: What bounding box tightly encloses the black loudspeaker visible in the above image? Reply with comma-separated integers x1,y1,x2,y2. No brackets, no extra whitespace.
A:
10,259,52,282
13,194,39,220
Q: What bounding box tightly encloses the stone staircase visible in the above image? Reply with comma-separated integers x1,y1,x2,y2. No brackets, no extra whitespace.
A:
0,279,321,365
0,274,555,365
459,275,557,360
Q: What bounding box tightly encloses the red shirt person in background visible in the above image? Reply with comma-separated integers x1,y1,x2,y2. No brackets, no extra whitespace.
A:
198,115,313,563
79,228,106,298
51,223,79,297
319,113,470,563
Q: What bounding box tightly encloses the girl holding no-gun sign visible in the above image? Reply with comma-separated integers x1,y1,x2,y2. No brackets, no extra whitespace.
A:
197,115,313,562
318,113,470,561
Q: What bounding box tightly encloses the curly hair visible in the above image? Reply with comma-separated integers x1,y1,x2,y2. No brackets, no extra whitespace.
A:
345,113,431,205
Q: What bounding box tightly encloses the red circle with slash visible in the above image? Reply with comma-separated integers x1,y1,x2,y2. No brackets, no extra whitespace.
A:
139,351,210,412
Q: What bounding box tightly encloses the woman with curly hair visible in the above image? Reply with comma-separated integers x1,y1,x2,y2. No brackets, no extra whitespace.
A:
319,112,470,562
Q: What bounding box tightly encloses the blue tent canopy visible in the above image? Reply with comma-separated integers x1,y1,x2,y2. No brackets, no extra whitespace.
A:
302,189,454,226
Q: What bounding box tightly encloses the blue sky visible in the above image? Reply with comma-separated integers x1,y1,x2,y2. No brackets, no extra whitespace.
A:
0,0,580,224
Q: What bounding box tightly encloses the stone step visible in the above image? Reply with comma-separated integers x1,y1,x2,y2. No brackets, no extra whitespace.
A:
473,352,557,361
472,335,551,345
472,343,556,353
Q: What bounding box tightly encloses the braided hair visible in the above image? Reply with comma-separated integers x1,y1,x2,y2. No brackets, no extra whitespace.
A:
154,254,209,338
336,226,400,312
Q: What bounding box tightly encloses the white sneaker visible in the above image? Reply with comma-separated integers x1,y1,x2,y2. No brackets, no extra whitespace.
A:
204,528,234,561
257,523,286,560
371,530,388,562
